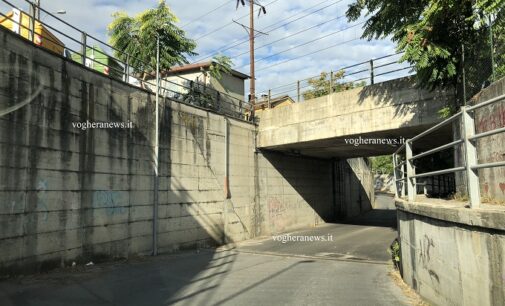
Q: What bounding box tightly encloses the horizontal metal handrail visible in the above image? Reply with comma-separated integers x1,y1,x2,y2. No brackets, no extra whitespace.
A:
471,161,505,170
410,111,462,142
410,139,463,161
393,93,505,207
466,93,505,112
375,66,412,77
411,167,466,179
1,0,252,118
469,126,505,141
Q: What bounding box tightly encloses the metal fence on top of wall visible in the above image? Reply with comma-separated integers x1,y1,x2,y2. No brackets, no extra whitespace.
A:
0,0,253,121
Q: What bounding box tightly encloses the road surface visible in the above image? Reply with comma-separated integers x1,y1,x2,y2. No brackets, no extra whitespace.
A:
0,194,409,306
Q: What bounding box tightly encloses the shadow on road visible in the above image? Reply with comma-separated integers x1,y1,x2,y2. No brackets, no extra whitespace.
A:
341,209,397,228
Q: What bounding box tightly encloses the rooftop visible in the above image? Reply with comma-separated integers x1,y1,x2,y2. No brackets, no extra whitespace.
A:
160,62,250,80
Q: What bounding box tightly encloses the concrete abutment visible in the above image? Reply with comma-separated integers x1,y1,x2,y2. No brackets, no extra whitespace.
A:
0,26,373,274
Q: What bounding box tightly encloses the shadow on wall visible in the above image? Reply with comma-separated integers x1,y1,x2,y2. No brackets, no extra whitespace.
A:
0,22,247,276
333,158,374,220
260,151,334,233
356,76,454,129
259,152,376,233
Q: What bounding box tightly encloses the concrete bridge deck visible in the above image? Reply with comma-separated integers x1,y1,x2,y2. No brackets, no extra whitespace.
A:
258,77,455,158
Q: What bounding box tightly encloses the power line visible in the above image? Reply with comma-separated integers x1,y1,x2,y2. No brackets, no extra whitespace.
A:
257,52,406,95
239,21,365,69
191,0,280,42
180,0,231,28
260,0,344,34
229,14,346,60
256,37,361,72
191,0,341,63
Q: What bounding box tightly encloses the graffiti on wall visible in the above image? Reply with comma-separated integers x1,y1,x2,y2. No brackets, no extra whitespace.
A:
476,105,505,133
92,191,127,216
475,103,505,200
267,197,286,232
36,179,49,221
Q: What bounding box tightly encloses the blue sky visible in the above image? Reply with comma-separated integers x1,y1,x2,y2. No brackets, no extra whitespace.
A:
1,0,410,98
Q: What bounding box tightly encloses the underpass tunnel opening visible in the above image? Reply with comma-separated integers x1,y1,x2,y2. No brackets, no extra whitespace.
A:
259,122,456,231
330,154,398,228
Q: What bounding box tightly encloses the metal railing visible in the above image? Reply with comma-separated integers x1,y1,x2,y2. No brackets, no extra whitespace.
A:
393,93,505,208
0,0,253,120
258,52,413,105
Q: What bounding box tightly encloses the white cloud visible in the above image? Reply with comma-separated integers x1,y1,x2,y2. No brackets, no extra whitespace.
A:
0,0,409,99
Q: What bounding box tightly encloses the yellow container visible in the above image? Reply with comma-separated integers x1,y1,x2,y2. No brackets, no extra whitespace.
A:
0,9,65,55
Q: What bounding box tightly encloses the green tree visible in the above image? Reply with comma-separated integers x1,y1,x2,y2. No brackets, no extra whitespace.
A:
492,9,505,80
370,155,394,175
108,0,196,82
208,55,233,80
302,70,367,100
346,0,504,104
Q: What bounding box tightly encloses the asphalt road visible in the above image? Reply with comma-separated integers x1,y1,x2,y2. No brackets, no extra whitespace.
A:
0,194,409,306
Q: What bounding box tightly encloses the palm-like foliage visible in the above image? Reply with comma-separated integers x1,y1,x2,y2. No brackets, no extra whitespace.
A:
108,0,197,81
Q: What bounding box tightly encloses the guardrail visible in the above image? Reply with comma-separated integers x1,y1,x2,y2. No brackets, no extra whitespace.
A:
0,0,253,121
393,93,505,208
258,52,413,105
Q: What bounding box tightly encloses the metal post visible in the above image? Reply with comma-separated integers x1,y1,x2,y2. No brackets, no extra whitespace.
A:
28,3,35,42
268,89,271,109
330,71,334,94
125,54,130,83
81,32,87,65
297,80,300,102
216,91,221,111
153,35,160,256
401,162,406,198
393,153,399,198
461,106,480,208
34,0,40,20
369,59,374,85
406,140,416,202
489,15,496,81
462,44,467,105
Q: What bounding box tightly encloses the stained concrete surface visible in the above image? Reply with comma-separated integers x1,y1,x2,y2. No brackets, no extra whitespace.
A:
0,248,408,306
236,194,398,263
0,194,408,306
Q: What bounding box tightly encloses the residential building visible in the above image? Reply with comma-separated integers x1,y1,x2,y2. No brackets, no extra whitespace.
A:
253,95,295,115
148,62,249,116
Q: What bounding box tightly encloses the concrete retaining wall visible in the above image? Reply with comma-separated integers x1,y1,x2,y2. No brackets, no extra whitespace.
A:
335,158,374,217
455,77,505,201
0,25,339,274
397,200,505,306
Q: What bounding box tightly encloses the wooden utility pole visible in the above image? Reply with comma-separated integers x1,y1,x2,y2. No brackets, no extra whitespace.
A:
249,0,255,108
236,0,267,119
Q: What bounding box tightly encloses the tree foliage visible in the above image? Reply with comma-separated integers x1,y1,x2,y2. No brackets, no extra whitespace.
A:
208,55,233,80
346,0,505,100
108,0,196,81
492,9,505,80
370,155,394,175
302,71,367,100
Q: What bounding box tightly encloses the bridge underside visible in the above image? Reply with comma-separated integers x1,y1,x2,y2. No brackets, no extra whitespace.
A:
260,124,453,159
257,77,455,158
